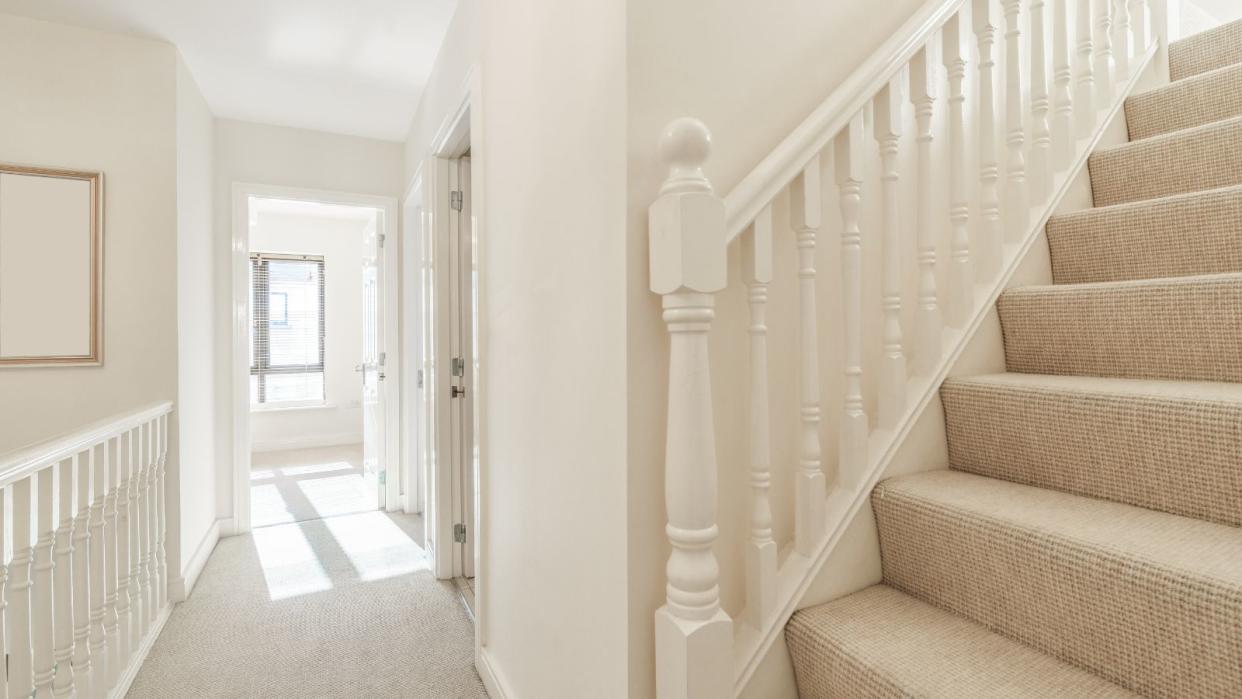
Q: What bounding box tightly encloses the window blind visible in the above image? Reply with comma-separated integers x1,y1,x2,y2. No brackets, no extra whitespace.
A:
250,253,326,405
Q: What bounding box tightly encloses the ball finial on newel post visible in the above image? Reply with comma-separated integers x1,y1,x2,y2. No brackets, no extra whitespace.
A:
658,117,714,196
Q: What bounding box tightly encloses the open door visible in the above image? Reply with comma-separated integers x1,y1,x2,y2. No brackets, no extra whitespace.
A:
360,212,399,511
449,157,476,579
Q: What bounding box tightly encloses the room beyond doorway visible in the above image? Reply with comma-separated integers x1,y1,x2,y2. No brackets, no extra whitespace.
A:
250,444,377,528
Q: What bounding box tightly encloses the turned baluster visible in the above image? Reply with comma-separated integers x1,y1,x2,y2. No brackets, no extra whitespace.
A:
0,489,10,699
71,450,93,699
909,47,942,374
155,415,168,611
1130,0,1147,53
944,13,975,327
791,154,828,552
102,437,120,687
1029,0,1053,202
742,205,776,629
1076,0,1097,136
1115,0,1131,80
88,442,109,690
114,432,133,668
973,2,1003,284
138,421,153,635
1095,0,1115,101
835,113,868,488
873,82,907,427
129,426,146,643
649,118,731,699
1003,0,1030,242
1052,0,1075,169
33,468,56,697
9,477,34,699
52,458,77,698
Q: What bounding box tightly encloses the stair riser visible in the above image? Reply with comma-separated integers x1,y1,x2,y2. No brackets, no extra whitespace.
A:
1125,64,1242,140
1046,187,1242,284
1088,118,1242,206
942,381,1242,526
874,490,1242,698
998,276,1242,382
1169,19,1242,81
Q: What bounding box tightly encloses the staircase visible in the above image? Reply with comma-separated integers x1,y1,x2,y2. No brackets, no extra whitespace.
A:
786,19,1242,698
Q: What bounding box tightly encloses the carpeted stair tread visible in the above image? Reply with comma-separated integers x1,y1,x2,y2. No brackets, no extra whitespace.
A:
1169,18,1242,82
1045,185,1242,284
941,373,1242,526
1125,62,1242,140
1088,115,1242,206
997,272,1242,382
874,470,1242,698
785,584,1135,698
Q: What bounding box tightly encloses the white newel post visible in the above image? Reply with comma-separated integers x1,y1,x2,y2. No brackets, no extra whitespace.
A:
53,457,76,698
9,477,34,699
909,46,942,375
1030,0,1053,203
873,82,907,428
742,205,777,629
71,450,93,699
791,154,827,555
649,117,732,699
1052,0,1075,170
1076,0,1097,136
1095,0,1115,101
835,113,869,488
33,468,56,697
973,4,1003,285
1003,0,1030,242
943,13,975,328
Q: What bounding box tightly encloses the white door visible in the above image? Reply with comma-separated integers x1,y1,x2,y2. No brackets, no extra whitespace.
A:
361,215,385,509
449,157,476,579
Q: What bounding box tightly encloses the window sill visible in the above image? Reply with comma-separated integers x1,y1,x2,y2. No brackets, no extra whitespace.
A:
250,401,338,414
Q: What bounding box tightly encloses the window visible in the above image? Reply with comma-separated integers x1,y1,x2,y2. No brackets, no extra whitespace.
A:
250,253,325,405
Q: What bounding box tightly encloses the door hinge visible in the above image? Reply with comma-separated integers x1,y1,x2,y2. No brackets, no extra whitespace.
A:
453,523,467,543
450,190,463,211
451,356,465,377
378,233,386,248
379,471,386,485
417,368,424,389
379,351,387,366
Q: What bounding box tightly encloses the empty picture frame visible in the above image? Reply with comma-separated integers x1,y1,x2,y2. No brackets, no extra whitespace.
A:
0,163,103,366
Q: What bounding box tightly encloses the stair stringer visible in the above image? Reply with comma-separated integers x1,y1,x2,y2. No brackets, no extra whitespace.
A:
734,42,1165,698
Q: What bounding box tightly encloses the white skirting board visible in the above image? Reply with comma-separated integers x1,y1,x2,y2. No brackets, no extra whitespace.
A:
249,431,363,453
476,646,514,699
168,517,227,602
109,604,172,699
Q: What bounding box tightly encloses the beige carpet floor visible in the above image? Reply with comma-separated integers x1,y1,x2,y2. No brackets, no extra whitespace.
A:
128,511,486,698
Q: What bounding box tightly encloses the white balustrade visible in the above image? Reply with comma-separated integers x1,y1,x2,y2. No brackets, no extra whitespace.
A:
0,403,173,699
874,82,907,428
943,13,974,328
1004,0,1030,242
648,1,1167,693
1052,0,1075,169
910,46,942,375
973,1,1003,285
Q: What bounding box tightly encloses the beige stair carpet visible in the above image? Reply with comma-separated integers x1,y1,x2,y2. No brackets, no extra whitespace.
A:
786,585,1134,698
873,470,1242,699
787,19,1242,699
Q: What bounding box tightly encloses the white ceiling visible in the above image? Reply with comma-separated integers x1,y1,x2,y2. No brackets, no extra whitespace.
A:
0,0,456,142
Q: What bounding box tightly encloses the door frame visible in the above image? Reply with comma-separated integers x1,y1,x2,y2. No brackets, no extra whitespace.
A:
401,169,427,517
229,182,400,534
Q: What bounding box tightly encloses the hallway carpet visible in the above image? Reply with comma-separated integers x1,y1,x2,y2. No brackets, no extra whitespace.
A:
128,512,486,698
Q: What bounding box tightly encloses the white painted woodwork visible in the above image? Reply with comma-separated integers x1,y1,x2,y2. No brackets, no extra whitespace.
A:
33,468,55,697
9,477,34,699
874,83,907,428
1052,0,1075,170
71,451,93,699
972,2,1002,285
88,442,108,690
834,114,868,489
649,118,731,699
156,414,168,612
114,432,133,670
909,46,942,375
0,493,8,699
943,14,974,328
52,457,76,698
1003,0,1030,242
1130,0,1147,52
1115,0,1131,80
1030,0,1053,204
103,437,120,687
138,423,153,639
1076,0,1097,136
741,206,776,630
1095,0,1115,101
791,153,828,556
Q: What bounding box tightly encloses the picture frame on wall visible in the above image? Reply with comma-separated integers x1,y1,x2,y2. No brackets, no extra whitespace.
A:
0,163,104,367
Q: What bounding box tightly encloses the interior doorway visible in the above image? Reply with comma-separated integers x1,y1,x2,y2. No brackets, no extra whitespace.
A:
231,185,400,535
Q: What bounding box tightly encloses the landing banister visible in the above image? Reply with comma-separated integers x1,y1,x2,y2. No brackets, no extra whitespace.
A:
722,0,969,240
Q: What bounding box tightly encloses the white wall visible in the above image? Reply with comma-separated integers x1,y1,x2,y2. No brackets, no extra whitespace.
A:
213,120,403,522
249,210,366,451
0,13,187,577
1180,0,1242,35
175,52,218,584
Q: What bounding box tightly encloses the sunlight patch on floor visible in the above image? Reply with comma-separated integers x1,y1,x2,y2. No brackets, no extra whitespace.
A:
252,523,333,600
323,511,428,582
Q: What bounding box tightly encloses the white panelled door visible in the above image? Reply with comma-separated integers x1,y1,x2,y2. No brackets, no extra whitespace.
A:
361,215,386,509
